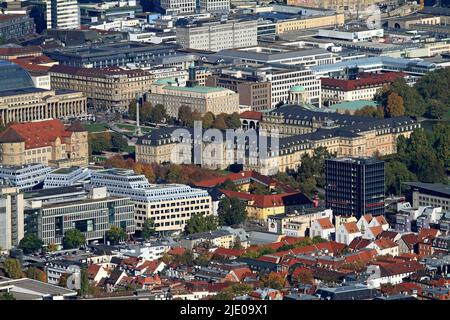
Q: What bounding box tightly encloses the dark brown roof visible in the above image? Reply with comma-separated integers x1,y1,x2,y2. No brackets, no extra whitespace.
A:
49,64,151,78
66,121,87,132
0,127,26,143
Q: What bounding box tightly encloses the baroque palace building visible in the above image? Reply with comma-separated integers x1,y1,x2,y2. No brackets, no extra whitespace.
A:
135,104,420,175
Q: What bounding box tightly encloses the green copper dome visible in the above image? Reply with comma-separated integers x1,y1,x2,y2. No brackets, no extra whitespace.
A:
289,85,306,92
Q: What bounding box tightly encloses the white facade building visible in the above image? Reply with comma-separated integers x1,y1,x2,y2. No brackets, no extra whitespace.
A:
43,167,91,189
90,169,213,234
46,0,81,30
176,20,258,52
0,163,53,191
160,0,196,14
199,0,230,13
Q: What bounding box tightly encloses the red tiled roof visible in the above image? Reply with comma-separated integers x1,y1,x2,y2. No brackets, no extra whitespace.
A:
400,234,419,248
418,228,439,242
231,267,253,281
168,247,186,256
343,222,359,234
316,217,334,230
374,238,398,250
213,247,246,257
258,256,280,264
362,214,373,223
240,111,263,121
0,119,79,149
344,249,378,264
0,45,42,57
347,237,371,251
87,264,101,279
220,189,303,208
369,226,383,237
379,230,399,241
374,215,388,226
194,171,275,188
321,72,405,91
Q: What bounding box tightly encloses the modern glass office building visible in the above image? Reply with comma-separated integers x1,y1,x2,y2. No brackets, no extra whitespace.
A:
325,157,385,218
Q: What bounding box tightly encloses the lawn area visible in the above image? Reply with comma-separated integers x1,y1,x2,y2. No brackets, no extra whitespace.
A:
116,123,153,133
124,145,135,154
85,123,109,132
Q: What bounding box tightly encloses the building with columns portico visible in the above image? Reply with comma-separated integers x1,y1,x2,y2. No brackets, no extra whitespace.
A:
0,88,87,125
0,60,87,125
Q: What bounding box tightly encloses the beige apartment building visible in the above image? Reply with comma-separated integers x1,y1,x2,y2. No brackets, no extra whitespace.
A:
276,13,345,34
0,119,89,168
49,65,154,112
148,80,240,118
0,88,87,126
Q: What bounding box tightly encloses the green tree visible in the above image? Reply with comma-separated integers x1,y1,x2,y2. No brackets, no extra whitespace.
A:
178,105,192,125
185,214,218,234
215,179,238,191
111,133,128,151
47,243,59,252
80,267,89,297
0,292,15,300
353,105,384,118
225,113,242,129
63,229,86,249
385,161,417,195
212,115,227,130
202,112,215,129
249,183,271,195
18,234,43,254
141,218,156,240
106,226,127,245
4,258,22,279
218,197,247,226
151,104,167,123
385,92,405,117
260,273,284,290
297,268,314,285
390,78,426,117
58,273,69,287
425,100,447,119
26,267,47,282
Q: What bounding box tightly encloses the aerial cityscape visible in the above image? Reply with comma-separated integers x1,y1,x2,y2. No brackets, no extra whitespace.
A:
0,0,449,304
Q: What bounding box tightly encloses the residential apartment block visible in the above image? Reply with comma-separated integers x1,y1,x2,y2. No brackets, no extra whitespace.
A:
0,119,89,168
23,185,135,245
49,65,154,112
90,169,213,234
176,20,258,51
